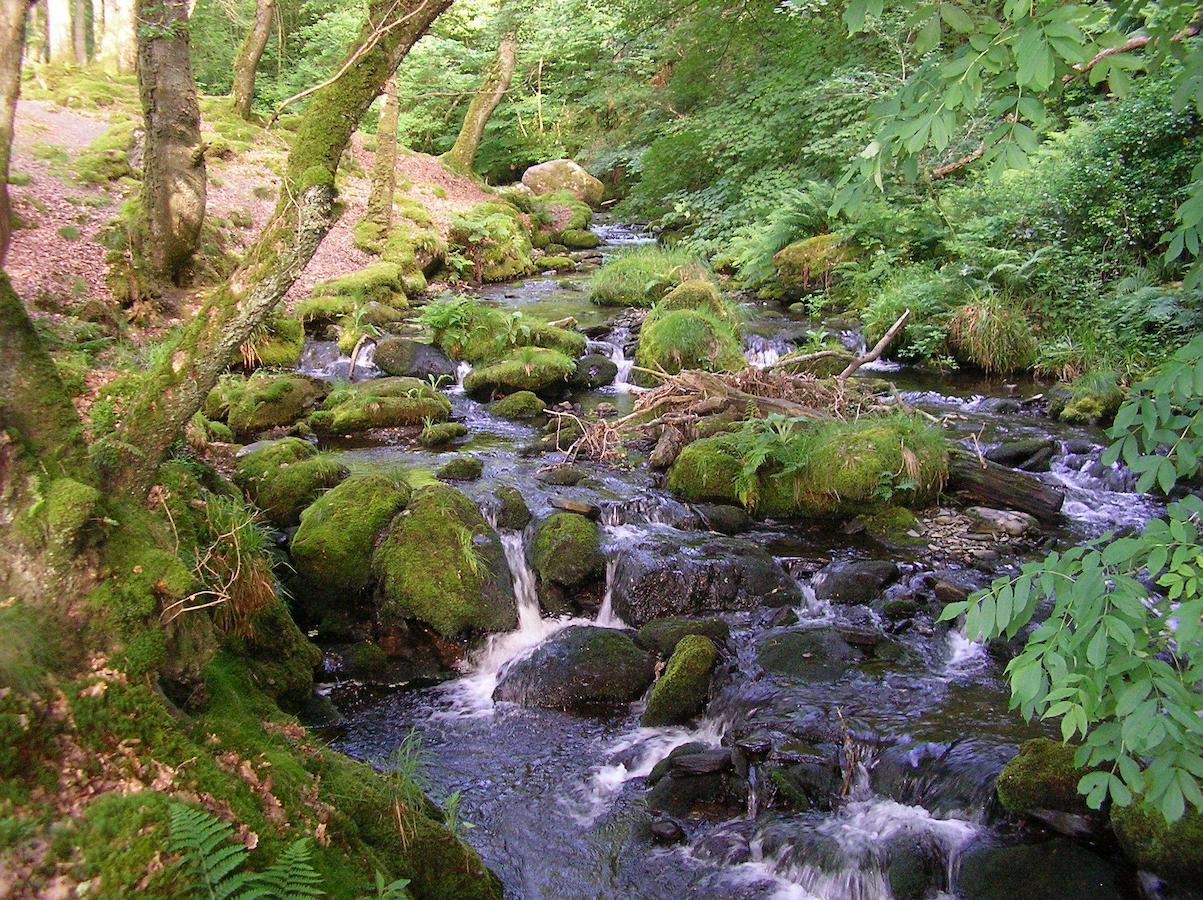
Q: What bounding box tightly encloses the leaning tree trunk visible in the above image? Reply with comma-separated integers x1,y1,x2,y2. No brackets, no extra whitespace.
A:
108,0,454,497
45,0,72,63
440,29,517,173
364,73,399,231
135,0,206,285
71,0,86,64
0,0,29,267
97,0,134,72
231,0,274,120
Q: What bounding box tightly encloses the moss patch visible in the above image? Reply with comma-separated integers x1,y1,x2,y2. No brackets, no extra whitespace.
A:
207,371,329,434
463,347,576,399
995,738,1092,816
312,262,407,307
490,390,546,420
308,377,450,433
634,305,745,384
437,455,483,481
530,513,604,588
641,634,717,726
418,422,468,447
589,246,709,307
773,233,852,291
1112,800,1203,888
233,438,349,526
242,316,305,369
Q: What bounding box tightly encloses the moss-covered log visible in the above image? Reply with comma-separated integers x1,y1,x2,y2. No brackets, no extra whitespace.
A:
231,0,275,120
440,29,517,173
136,0,207,285
109,0,453,497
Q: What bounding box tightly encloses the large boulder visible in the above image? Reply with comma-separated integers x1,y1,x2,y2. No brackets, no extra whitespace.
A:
954,838,1124,899
233,438,348,527
995,738,1092,818
757,629,856,682
373,337,455,380
308,377,451,433
205,371,329,435
290,474,411,608
492,625,655,711
1112,800,1203,889
568,353,618,390
521,159,605,207
773,234,852,293
641,634,718,726
813,560,901,605
634,306,745,385
530,512,604,589
371,484,517,637
463,348,576,400
610,532,801,626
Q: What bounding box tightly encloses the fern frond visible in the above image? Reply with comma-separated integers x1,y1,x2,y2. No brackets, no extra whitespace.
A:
169,803,251,900
239,839,323,899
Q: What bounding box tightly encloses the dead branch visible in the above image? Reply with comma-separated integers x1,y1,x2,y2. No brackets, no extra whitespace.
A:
837,309,909,385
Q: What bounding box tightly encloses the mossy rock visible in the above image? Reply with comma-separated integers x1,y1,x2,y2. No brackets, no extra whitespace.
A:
530,512,604,588
536,255,576,271
521,159,605,207
373,336,455,380
295,294,356,330
233,438,349,526
559,228,601,249
437,455,483,481
537,189,593,230
207,371,329,435
568,353,618,390
490,390,546,420
1059,371,1125,424
775,349,855,378
290,474,411,604
667,414,948,518
448,201,535,282
641,634,718,726
995,739,1092,817
524,322,587,358
862,506,925,548
308,377,451,433
223,599,322,710
371,484,517,636
1112,799,1203,887
418,422,468,447
75,120,137,183
493,486,531,530
463,348,577,400
243,316,304,369
634,307,745,385
636,616,731,656
773,233,852,292
312,261,407,306
660,279,726,317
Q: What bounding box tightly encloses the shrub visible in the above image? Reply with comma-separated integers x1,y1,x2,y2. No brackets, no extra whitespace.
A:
945,293,1038,373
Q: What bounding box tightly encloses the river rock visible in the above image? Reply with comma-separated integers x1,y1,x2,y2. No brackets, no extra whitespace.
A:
966,506,1038,537
767,759,843,812
636,616,731,656
812,559,900,605
492,625,655,711
373,337,455,380
568,353,618,390
641,634,718,726
233,437,348,527
757,628,855,681
609,533,801,626
534,464,588,486
492,486,531,531
645,745,744,818
693,503,750,535
530,512,604,589
985,438,1056,472
521,159,605,206
1112,800,1203,889
550,497,600,518
954,838,1125,899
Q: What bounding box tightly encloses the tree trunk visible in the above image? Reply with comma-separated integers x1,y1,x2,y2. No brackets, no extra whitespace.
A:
97,0,134,73
71,0,86,64
45,0,71,63
365,74,399,231
109,0,453,498
135,0,205,285
0,0,29,267
440,29,517,173
231,0,274,120
947,448,1066,523
90,0,102,58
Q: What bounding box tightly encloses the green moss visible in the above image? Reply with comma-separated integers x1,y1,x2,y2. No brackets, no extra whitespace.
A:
295,294,356,329
448,201,535,282
660,279,728,316
290,474,411,602
1112,799,1203,887
636,616,730,657
641,634,717,726
862,506,923,547
463,347,576,399
589,245,709,307
559,228,601,249
1060,370,1125,424
418,422,469,447
437,455,483,481
44,476,101,558
494,486,531,530
537,190,593,232
243,316,304,369
536,255,575,271
207,371,329,434
634,306,745,383
531,513,604,588
667,413,948,517
0,603,62,694
490,390,546,420
312,262,407,307
995,738,1092,816
308,377,451,433
773,233,852,291
223,600,322,710
233,438,349,526
75,120,137,184
371,484,516,636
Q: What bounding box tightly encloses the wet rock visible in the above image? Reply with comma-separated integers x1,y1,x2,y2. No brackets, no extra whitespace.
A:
530,512,604,589
417,421,468,447
932,575,974,603
373,336,455,380
534,464,588,486
550,497,600,518
692,502,750,535
667,748,733,776
766,760,842,811
646,747,744,819
649,818,686,844
493,486,531,530
464,348,576,400
954,838,1125,899
437,455,483,481
966,506,1038,537
1112,800,1203,889
813,559,900,605
648,743,711,784
985,438,1056,472
641,635,718,726
568,353,618,390
757,629,855,681
490,390,546,420
610,533,801,626
594,402,618,417
492,625,654,711
308,377,450,433
995,738,1093,818
636,616,731,656
649,424,688,470
884,832,944,900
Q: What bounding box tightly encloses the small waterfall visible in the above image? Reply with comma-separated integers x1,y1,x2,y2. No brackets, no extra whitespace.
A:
297,339,381,381
449,360,472,395
594,556,626,628
795,580,833,624
744,334,791,369
945,626,986,674
588,333,636,392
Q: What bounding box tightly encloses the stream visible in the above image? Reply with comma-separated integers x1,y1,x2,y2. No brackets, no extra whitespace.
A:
301,224,1160,899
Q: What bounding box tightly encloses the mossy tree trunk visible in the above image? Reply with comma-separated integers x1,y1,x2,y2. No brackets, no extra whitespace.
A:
71,0,86,64
231,0,274,120
45,0,71,63
135,0,206,285
90,0,102,56
97,0,134,73
364,73,399,231
0,0,30,267
108,0,453,498
440,28,517,173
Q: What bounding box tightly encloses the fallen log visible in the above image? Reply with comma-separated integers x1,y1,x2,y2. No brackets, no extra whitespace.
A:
947,448,1065,523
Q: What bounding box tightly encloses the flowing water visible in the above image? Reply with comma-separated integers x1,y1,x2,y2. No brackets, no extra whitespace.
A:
306,223,1157,898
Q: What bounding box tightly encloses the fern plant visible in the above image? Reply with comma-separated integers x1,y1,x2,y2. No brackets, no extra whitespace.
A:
168,803,323,899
